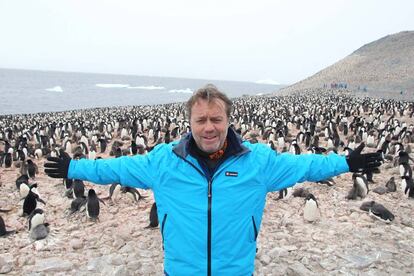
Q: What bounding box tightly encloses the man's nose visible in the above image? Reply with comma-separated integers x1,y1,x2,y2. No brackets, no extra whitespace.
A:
205,120,214,131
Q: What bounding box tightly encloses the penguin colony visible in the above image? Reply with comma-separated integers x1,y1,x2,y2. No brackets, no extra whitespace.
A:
0,88,413,274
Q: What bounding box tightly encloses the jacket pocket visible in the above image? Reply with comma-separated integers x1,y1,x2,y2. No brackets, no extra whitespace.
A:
161,214,168,250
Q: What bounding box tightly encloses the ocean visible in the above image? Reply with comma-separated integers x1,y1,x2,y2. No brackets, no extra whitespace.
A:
0,68,282,115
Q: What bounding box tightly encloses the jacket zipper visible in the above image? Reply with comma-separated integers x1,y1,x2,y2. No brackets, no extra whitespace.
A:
207,179,212,276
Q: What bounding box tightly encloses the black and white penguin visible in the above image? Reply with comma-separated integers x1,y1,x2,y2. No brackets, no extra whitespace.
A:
15,174,29,190
73,179,85,199
369,202,395,223
401,176,414,198
27,159,38,179
277,187,293,200
303,193,320,222
23,190,46,216
3,152,12,168
86,189,101,221
63,178,73,198
19,182,39,200
146,202,159,228
120,186,147,202
28,208,45,231
353,173,369,199
0,215,15,237
104,183,122,203
398,152,412,178
292,187,311,198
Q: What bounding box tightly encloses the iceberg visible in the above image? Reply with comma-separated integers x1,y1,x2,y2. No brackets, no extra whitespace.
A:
45,86,63,92
254,79,280,85
168,88,193,94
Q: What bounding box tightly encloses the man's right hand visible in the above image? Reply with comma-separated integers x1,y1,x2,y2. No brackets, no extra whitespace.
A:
44,151,71,178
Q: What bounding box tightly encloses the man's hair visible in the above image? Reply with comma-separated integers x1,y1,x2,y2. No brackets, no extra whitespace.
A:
186,84,232,119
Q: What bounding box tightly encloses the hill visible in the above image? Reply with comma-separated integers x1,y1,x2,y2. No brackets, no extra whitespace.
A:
279,31,414,99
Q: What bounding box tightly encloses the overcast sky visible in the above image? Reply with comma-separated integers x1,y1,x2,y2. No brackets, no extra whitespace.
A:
0,0,413,84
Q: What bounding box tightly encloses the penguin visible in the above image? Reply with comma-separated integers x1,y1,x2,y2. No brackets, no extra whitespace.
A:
303,193,320,223
145,202,159,228
103,183,122,202
0,215,15,237
30,223,50,241
369,202,395,223
68,196,87,216
86,189,103,221
292,187,311,198
359,200,375,212
23,189,46,216
401,176,414,198
351,173,369,199
130,140,138,155
73,179,85,199
15,174,29,190
120,186,147,202
19,182,39,200
27,159,38,179
4,152,12,168
277,187,293,200
28,208,45,231
398,153,412,178
385,177,396,192
63,178,74,198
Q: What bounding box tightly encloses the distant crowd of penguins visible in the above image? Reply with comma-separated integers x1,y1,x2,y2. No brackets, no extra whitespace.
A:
1,89,414,240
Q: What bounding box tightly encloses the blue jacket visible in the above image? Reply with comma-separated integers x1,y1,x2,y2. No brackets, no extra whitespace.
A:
68,129,349,275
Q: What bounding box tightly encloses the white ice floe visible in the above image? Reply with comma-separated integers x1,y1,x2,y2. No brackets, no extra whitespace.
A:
254,79,280,85
95,84,130,88
45,86,63,92
127,85,165,90
168,88,193,94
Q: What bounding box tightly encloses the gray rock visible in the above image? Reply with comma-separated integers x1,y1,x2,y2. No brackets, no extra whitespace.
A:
0,253,13,274
339,253,378,269
286,261,314,275
109,254,125,266
70,239,83,250
113,265,130,276
33,257,73,272
259,254,272,265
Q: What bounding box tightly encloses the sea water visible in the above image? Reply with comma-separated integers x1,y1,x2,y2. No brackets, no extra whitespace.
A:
0,68,282,115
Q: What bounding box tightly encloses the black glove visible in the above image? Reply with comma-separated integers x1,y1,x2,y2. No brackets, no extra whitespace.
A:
44,152,71,178
346,143,383,173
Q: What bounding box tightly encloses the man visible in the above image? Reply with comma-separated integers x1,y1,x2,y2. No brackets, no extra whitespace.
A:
45,84,382,275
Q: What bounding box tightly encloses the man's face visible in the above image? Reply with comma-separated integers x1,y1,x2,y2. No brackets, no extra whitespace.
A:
190,98,229,153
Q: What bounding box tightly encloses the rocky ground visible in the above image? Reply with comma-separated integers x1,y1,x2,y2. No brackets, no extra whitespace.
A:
1,95,414,275
1,147,413,275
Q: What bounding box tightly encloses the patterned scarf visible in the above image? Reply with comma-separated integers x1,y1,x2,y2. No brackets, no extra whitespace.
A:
208,139,228,160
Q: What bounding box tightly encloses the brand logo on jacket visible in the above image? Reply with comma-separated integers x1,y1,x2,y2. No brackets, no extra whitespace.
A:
225,171,238,177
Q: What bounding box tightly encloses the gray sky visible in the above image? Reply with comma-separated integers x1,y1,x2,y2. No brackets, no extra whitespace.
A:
0,0,413,84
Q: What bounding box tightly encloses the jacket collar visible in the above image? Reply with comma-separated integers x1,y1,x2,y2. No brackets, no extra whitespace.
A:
172,127,250,159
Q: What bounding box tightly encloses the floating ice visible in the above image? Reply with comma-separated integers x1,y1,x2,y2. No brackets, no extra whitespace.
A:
168,88,193,94
254,79,280,85
95,84,130,88
45,86,63,92
127,85,165,90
